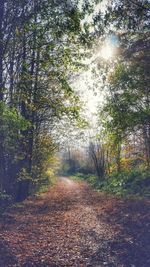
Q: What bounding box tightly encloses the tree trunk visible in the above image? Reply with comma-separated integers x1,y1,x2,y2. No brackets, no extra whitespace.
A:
116,143,121,173
0,0,4,101
143,124,150,168
0,0,5,190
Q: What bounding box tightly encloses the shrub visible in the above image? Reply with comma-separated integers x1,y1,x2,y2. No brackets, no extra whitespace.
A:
99,169,150,198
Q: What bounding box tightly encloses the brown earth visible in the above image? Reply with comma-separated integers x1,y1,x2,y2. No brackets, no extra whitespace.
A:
0,177,150,267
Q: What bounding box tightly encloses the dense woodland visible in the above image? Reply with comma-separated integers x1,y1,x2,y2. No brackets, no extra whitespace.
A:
0,1,150,266
0,0,84,202
0,0,150,204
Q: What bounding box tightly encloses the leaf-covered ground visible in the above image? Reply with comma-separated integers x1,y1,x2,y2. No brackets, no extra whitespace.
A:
0,177,150,267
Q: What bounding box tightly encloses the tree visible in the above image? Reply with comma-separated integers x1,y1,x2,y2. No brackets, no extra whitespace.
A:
91,0,149,172
0,0,92,201
89,141,106,179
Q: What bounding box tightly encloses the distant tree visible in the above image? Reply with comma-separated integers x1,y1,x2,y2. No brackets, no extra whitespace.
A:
89,141,106,179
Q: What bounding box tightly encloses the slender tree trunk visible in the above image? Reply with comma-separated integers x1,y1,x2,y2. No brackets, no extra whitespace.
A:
0,0,4,101
16,14,30,201
28,2,37,175
116,143,121,173
143,124,150,168
0,0,5,191
9,34,15,106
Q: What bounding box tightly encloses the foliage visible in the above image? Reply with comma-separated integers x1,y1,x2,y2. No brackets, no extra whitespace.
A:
68,170,150,196
69,172,97,186
94,0,150,177
98,170,150,198
34,176,57,196
0,0,90,202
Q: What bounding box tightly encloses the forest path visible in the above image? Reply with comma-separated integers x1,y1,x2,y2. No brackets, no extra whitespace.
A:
0,177,150,267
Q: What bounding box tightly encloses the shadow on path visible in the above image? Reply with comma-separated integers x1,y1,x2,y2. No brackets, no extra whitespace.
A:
88,199,150,267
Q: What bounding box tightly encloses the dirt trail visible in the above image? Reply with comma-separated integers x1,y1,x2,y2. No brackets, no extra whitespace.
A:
0,177,150,267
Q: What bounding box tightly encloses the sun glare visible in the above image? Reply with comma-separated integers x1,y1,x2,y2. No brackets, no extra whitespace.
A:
101,44,113,60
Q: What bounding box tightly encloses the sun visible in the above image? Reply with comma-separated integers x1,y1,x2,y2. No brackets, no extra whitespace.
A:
101,44,113,60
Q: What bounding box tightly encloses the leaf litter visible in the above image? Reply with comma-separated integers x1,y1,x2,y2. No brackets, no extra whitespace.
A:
0,177,150,267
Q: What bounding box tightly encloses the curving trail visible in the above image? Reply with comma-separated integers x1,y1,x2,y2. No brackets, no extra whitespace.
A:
0,177,150,267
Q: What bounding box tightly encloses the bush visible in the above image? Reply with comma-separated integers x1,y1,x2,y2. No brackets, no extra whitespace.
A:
68,169,150,198
98,169,150,198
69,172,98,185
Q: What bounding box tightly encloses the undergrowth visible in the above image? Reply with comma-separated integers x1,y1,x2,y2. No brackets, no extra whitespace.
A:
34,175,57,196
70,169,150,198
100,169,150,198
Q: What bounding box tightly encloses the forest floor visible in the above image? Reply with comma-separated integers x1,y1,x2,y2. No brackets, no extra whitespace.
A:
0,177,150,267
